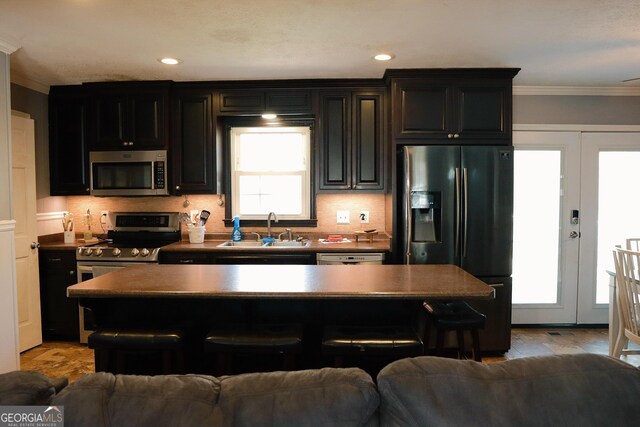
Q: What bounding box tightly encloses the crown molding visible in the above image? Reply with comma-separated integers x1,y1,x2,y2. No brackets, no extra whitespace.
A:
0,34,20,54
10,72,50,94
514,86,640,96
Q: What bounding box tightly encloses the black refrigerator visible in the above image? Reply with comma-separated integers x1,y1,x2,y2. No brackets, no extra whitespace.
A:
397,145,514,353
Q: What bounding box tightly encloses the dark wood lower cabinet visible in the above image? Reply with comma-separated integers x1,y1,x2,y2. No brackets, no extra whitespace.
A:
39,250,79,341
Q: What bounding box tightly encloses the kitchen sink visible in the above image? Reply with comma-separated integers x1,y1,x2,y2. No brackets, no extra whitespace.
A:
217,241,266,247
268,241,310,247
216,240,310,248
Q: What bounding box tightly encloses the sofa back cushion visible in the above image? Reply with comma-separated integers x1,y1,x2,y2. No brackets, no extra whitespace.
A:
52,368,379,427
0,371,58,405
377,354,640,427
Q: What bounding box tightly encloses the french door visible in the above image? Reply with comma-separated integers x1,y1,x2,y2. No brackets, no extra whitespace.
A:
512,130,640,324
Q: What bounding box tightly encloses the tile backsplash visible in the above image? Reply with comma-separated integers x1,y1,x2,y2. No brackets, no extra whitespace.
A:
65,193,388,236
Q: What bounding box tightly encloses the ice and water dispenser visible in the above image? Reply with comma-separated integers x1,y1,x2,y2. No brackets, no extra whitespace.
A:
410,191,441,243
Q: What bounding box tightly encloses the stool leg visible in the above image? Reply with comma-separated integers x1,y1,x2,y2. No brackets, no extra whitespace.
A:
162,350,172,374
283,353,296,371
334,355,344,368
456,329,465,359
435,330,445,357
115,350,126,374
471,329,482,362
423,324,431,356
174,349,185,374
93,348,109,372
217,352,232,376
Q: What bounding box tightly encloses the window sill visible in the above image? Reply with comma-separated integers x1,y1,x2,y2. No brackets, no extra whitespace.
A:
222,219,318,228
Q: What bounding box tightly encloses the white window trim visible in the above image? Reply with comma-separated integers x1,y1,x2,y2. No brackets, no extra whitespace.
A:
230,126,311,220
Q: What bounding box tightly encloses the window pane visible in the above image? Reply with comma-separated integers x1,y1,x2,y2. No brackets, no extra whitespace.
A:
596,151,640,304
238,132,305,171
512,150,562,304
238,175,302,215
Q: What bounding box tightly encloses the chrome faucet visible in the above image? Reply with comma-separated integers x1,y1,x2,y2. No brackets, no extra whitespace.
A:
267,212,278,238
278,228,293,241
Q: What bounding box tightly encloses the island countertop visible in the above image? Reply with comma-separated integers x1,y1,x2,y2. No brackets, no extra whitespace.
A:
67,264,494,300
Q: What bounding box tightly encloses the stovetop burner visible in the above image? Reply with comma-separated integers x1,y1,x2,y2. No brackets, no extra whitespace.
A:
76,212,181,263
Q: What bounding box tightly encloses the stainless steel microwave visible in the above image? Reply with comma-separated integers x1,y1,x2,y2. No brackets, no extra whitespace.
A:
89,150,168,196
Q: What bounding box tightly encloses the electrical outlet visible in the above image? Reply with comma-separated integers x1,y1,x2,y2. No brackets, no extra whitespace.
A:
337,210,350,224
359,210,370,224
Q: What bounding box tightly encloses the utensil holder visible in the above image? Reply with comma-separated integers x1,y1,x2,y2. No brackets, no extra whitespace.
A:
63,231,75,244
188,226,205,244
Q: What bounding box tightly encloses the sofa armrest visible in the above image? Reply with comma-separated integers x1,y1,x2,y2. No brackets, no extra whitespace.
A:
0,371,66,405
377,354,640,427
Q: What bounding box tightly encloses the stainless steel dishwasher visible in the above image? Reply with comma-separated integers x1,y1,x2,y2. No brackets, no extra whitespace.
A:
316,253,385,265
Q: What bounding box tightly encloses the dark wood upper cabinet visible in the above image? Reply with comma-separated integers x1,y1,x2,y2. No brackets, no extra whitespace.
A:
48,86,90,195
89,82,170,150
318,89,385,192
219,89,312,114
171,87,216,194
390,70,518,143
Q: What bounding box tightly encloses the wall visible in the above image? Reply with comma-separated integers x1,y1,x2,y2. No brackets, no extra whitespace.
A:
0,51,20,373
514,94,640,125
65,193,388,237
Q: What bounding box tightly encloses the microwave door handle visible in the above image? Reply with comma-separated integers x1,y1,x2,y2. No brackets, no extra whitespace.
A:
404,147,412,265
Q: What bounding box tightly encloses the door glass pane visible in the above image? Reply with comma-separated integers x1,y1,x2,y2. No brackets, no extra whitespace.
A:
513,150,562,304
596,151,640,303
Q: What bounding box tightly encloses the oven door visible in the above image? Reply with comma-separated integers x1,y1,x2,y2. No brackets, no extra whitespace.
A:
76,262,139,343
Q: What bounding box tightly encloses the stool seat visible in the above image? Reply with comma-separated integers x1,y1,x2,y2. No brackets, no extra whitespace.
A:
423,301,486,329
89,329,183,349
204,323,303,375
322,325,423,358
88,329,185,375
204,324,303,352
423,301,486,362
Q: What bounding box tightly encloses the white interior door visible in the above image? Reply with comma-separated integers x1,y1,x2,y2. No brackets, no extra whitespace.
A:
11,113,42,351
512,131,581,324
578,133,640,324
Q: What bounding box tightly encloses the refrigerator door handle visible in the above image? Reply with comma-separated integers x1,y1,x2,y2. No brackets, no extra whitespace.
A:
455,167,461,256
463,167,469,257
404,147,412,264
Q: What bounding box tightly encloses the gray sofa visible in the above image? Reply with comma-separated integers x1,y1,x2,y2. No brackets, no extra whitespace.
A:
2,354,640,426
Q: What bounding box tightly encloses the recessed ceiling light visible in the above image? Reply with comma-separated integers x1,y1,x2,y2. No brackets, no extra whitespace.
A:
373,53,394,61
261,113,277,119
159,57,181,65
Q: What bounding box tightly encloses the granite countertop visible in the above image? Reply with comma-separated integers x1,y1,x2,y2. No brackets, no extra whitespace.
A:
67,264,493,300
161,237,391,253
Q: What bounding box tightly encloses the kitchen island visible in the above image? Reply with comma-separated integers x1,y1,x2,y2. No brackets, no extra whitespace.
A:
68,264,494,373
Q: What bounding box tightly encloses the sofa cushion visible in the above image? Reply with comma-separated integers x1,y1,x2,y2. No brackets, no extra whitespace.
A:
52,368,379,427
0,371,61,405
377,354,640,427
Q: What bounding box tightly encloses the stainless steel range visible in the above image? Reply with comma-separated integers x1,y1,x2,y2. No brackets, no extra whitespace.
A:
76,212,180,342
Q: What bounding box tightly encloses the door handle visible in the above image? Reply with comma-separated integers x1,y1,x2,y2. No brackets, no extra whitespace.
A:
569,231,580,238
30,242,40,249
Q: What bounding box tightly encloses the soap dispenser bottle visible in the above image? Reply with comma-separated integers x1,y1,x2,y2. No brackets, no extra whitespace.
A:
231,216,242,242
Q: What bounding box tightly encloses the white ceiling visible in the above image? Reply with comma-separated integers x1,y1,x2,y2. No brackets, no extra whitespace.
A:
1,0,640,89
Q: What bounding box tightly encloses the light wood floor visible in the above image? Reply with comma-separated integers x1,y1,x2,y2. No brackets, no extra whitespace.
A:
20,327,640,382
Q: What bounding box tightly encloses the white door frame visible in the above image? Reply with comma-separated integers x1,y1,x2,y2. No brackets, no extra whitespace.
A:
512,131,581,324
514,124,640,325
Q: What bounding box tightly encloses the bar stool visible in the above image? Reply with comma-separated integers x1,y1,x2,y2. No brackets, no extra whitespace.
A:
321,325,423,368
203,323,303,375
423,301,486,362
88,329,185,374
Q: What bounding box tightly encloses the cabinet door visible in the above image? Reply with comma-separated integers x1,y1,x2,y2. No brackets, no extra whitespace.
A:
129,94,167,149
265,90,312,113
159,251,212,264
318,92,351,190
49,90,90,195
392,79,452,140
38,251,79,340
454,81,511,141
352,91,384,190
93,95,128,150
172,89,216,194
219,90,265,113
